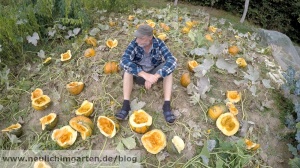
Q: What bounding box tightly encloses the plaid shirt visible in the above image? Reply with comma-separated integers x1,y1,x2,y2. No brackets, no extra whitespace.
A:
120,37,177,78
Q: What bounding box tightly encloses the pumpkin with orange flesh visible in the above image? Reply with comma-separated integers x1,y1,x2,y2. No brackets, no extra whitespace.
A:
141,129,167,154
51,125,77,148
129,110,152,134
39,113,58,130
226,91,241,103
207,103,227,120
32,95,51,110
31,88,43,100
187,60,199,72
106,39,118,49
60,50,72,62
1,123,22,137
75,100,94,117
226,102,239,115
97,116,119,138
85,37,97,47
69,116,93,140
216,113,239,136
244,139,260,151
236,58,247,68
103,61,119,74
228,46,239,56
84,48,96,58
66,82,84,95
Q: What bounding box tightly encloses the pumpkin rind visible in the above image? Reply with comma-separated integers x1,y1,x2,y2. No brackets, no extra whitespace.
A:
226,91,241,103
39,113,58,130
226,102,239,115
171,136,185,154
187,60,199,72
180,72,191,88
141,129,167,154
129,110,152,134
103,61,119,74
84,48,96,58
97,116,119,138
244,139,260,150
207,103,227,120
51,125,77,148
75,100,94,117
66,82,84,95
60,50,72,62
205,34,213,42
32,95,51,111
106,39,118,49
31,88,43,101
236,58,247,68
33,160,51,168
85,37,97,47
216,113,239,136
1,123,22,137
69,116,94,140
43,57,52,65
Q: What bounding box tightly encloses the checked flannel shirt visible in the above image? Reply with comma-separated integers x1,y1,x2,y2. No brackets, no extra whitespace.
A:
120,37,177,78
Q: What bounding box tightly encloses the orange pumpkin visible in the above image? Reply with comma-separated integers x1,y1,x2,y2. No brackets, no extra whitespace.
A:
103,61,119,74
180,72,191,88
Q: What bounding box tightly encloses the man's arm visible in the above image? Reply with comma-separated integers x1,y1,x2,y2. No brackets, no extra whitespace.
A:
120,41,142,76
156,40,177,78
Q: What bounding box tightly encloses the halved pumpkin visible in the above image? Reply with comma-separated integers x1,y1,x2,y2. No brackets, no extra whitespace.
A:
84,48,96,58
226,91,241,103
66,82,84,95
244,139,260,151
180,72,191,88
31,88,43,101
39,113,58,130
103,61,119,74
75,100,94,117
85,37,97,47
181,27,190,34
129,110,152,134
216,113,239,136
60,50,72,62
97,116,119,138
1,123,22,137
205,34,213,42
207,103,227,120
226,102,238,115
157,33,167,41
141,129,166,154
33,160,51,168
51,125,77,148
106,39,118,49
69,116,94,140
236,58,247,68
32,95,51,111
187,60,199,72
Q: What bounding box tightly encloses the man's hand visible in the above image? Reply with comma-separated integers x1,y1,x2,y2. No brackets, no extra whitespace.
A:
138,72,161,84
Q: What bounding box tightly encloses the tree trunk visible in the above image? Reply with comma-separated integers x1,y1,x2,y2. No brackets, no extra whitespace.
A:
174,0,178,6
240,0,250,23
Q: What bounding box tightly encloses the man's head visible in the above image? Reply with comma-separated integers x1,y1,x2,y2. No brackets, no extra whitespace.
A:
134,24,153,48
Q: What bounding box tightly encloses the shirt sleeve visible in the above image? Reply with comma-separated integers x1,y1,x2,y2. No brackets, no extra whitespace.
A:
156,40,177,78
120,41,142,76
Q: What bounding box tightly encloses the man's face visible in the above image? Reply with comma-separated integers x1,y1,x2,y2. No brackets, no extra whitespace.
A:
136,35,152,48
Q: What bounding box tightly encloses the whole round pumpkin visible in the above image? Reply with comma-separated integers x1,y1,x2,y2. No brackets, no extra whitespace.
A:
129,109,152,134
51,125,77,148
69,116,94,140
207,103,227,120
84,48,96,58
216,113,239,136
228,46,239,56
141,129,167,154
180,72,191,88
103,61,119,74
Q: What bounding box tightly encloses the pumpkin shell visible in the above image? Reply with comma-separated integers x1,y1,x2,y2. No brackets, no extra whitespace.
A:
180,72,191,88
244,139,260,151
226,102,239,115
103,61,119,74
205,34,213,42
51,125,77,148
85,37,97,47
69,116,93,140
43,57,52,65
141,129,167,154
60,50,72,62
97,116,119,138
169,136,185,154
216,113,239,136
187,60,199,72
39,113,58,130
207,103,227,120
1,123,22,137
31,88,43,101
226,91,241,103
33,160,52,168
75,100,94,117
236,58,247,68
32,95,51,111
181,27,190,34
106,39,118,49
129,109,152,134
66,82,84,95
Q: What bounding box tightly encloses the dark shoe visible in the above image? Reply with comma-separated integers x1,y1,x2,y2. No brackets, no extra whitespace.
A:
163,111,176,124
115,109,129,120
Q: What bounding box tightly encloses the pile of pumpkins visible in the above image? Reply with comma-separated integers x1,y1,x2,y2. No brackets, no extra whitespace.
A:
2,82,185,155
